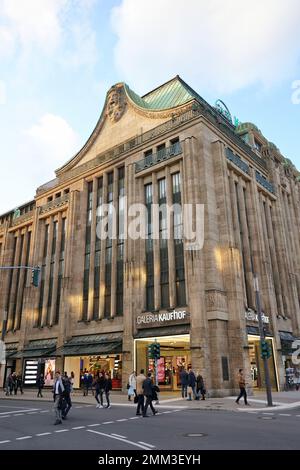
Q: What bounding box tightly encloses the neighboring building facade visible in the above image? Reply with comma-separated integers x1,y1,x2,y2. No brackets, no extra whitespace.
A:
1,76,300,395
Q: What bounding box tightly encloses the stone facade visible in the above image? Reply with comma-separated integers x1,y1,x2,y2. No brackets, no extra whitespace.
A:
0,77,300,395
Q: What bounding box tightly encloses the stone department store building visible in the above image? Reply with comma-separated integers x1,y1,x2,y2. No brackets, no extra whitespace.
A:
1,76,300,395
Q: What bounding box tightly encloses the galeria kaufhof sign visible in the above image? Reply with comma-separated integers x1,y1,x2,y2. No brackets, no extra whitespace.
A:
136,309,189,327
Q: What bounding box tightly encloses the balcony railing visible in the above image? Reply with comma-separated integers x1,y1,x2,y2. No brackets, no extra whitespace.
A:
135,142,182,173
39,194,70,214
226,148,249,175
11,210,34,227
256,171,275,194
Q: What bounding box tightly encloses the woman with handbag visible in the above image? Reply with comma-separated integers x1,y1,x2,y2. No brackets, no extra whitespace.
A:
127,371,136,401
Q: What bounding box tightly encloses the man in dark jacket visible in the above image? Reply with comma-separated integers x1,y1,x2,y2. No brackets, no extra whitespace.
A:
103,373,112,408
53,371,65,425
94,372,106,408
180,368,188,398
142,373,158,417
187,369,196,400
62,372,72,419
37,374,45,397
16,372,23,395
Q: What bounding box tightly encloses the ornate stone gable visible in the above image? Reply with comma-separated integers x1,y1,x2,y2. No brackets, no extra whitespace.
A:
106,84,127,123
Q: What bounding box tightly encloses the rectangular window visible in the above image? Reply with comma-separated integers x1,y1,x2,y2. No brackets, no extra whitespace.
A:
104,173,114,318
82,182,93,321
172,173,186,307
116,167,125,316
11,234,24,328
157,143,166,161
37,224,49,326
145,183,154,311
144,149,153,167
19,231,32,329
54,218,66,325
159,178,169,308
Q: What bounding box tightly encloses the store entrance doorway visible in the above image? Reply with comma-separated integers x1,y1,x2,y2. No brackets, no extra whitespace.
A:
135,335,190,391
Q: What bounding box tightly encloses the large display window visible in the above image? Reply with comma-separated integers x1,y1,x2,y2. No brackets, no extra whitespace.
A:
248,335,278,391
64,354,122,389
135,335,190,391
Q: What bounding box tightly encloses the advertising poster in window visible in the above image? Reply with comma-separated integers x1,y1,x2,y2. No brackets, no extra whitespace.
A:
44,359,55,386
157,357,165,383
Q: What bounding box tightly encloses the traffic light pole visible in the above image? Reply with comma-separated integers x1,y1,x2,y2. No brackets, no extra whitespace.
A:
155,358,158,387
254,275,273,407
0,310,8,388
0,266,40,286
0,265,38,270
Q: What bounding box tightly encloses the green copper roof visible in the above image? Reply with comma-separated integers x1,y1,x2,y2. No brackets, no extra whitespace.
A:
124,75,201,111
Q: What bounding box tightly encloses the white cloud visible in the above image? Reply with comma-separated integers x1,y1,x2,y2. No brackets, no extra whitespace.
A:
60,21,98,67
0,80,6,104
0,113,80,214
111,0,300,93
0,0,68,55
23,113,80,170
0,0,98,65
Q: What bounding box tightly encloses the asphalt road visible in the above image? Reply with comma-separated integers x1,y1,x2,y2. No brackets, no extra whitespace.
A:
0,399,300,450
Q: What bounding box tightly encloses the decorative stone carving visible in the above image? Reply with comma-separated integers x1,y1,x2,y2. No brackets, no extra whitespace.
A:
205,290,228,312
106,84,127,123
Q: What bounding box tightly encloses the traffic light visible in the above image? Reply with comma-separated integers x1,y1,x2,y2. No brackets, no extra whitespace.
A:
153,342,160,360
147,343,160,359
260,340,272,359
148,343,155,359
31,266,40,287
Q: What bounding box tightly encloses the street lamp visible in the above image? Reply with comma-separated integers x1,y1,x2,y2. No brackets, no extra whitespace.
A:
253,275,273,407
0,310,8,387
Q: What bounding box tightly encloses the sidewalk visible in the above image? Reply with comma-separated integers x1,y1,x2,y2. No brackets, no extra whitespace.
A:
2,389,300,412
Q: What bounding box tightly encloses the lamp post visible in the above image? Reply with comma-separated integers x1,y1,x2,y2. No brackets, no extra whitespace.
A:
253,274,273,407
0,310,8,388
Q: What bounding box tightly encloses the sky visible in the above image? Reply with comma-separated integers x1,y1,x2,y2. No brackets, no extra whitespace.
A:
0,0,300,215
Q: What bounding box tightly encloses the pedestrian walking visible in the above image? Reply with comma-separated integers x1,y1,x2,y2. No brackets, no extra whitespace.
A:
179,368,188,398
142,373,158,417
5,374,12,396
136,369,146,416
94,372,105,408
187,368,196,400
36,374,45,397
103,372,112,408
62,372,72,419
127,371,136,401
70,371,75,392
196,373,206,400
88,372,94,396
235,369,249,406
52,370,65,425
82,372,89,396
12,372,17,395
16,372,24,395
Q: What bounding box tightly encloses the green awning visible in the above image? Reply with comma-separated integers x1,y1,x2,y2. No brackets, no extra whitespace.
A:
10,347,56,359
53,333,123,357
9,339,57,359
